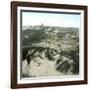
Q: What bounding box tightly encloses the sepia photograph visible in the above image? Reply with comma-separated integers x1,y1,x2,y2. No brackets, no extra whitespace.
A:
11,1,87,88
21,11,80,78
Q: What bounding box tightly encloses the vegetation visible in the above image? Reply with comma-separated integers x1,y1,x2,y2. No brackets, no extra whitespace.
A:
22,24,79,77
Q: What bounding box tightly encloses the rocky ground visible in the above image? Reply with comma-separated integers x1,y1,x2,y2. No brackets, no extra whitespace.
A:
21,25,79,78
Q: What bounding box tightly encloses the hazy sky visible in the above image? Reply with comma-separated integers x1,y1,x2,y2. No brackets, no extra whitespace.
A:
22,11,81,28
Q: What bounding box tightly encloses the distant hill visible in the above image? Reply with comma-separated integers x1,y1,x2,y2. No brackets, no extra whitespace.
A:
22,25,79,49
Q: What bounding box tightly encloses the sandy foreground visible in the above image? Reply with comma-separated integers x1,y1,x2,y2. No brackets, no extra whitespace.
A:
22,58,65,78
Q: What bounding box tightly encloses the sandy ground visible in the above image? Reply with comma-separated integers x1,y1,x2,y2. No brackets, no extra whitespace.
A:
22,58,64,78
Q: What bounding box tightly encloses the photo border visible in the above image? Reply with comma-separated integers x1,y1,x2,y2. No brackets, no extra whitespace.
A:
11,1,88,89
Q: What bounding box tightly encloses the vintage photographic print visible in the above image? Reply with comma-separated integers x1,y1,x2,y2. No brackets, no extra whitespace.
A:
21,11,80,78
11,1,87,88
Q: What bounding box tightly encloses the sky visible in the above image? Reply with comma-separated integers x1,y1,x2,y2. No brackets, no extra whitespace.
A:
22,11,81,28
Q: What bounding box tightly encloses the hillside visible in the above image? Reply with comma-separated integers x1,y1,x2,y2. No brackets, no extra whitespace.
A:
21,25,79,78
